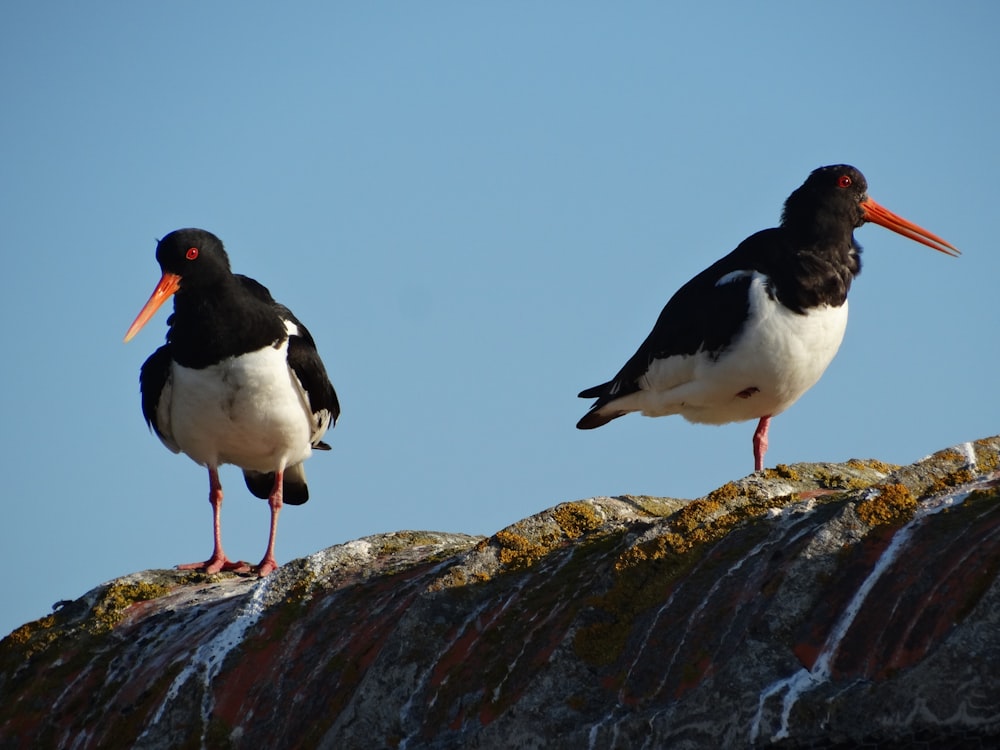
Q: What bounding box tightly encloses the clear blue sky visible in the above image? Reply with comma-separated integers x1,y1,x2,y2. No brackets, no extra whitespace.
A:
2,2,997,637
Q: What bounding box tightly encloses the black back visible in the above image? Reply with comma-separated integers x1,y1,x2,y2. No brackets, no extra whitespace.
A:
139,228,340,452
578,165,867,415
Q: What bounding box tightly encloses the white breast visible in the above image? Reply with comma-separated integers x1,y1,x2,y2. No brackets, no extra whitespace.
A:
630,272,848,425
160,341,314,472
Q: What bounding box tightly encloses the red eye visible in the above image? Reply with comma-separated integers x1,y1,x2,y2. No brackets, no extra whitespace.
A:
186,247,199,260
837,175,852,188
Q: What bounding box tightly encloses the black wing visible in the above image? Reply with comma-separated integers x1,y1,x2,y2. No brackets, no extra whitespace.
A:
238,274,341,435
578,230,785,412
288,333,340,433
139,344,176,449
238,274,324,352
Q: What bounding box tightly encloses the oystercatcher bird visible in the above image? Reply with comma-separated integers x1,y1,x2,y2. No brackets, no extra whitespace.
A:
124,228,339,577
576,165,959,471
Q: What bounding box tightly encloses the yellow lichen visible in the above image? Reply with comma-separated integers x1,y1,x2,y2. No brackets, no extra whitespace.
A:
613,490,798,575
494,529,549,570
620,495,685,517
927,467,977,496
0,614,62,669
855,483,917,527
490,503,611,571
5,614,56,646
706,482,741,503
552,503,603,539
90,580,172,634
812,468,874,491
762,464,800,481
670,499,723,533
973,440,1000,472
845,458,899,475
4,581,171,664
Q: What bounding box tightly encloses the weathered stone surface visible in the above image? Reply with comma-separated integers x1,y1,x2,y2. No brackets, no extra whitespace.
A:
2,439,999,749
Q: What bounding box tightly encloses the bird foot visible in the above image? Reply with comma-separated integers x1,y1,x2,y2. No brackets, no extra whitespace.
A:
177,556,252,575
256,556,279,577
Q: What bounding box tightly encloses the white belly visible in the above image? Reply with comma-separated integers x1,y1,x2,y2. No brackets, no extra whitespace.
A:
631,273,848,424
162,342,313,472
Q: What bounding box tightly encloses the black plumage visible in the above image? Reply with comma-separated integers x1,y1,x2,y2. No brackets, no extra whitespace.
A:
577,165,958,469
126,228,339,576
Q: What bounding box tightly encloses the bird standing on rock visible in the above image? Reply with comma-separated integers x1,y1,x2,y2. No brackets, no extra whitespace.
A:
124,228,340,577
577,165,959,471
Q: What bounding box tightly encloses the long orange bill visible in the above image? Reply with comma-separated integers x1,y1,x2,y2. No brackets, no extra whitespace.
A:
123,272,182,342
861,197,960,257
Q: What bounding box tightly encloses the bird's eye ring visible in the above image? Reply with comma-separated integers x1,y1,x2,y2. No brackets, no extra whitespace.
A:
837,175,852,188
186,247,199,260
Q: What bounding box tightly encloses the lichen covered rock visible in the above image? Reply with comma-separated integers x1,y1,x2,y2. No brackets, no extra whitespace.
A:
2,439,999,749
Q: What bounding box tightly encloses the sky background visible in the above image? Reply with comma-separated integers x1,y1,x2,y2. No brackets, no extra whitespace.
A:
2,2,997,637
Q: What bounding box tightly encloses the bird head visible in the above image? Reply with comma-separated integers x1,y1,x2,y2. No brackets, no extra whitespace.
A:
782,165,959,257
124,228,232,342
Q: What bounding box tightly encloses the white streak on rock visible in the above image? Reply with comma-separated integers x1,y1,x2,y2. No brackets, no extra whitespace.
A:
140,576,274,748
751,483,982,743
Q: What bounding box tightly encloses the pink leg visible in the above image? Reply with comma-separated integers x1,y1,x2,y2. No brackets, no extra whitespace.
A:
178,467,250,574
256,468,284,577
753,416,771,472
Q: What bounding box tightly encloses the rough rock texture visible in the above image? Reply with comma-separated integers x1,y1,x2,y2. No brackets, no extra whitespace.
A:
2,438,1000,749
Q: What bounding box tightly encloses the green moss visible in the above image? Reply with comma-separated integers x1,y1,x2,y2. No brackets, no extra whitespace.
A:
572,479,863,670
575,488,803,667
855,483,917,527
573,530,715,668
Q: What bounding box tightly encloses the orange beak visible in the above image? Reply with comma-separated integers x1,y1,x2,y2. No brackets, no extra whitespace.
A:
861,197,960,257
123,272,182,342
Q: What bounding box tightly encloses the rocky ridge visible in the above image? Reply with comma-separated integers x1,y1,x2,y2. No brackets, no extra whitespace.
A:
2,437,999,749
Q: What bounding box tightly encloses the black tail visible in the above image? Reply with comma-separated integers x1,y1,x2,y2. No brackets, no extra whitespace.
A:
243,463,310,505
577,383,607,400
576,381,627,430
576,407,623,430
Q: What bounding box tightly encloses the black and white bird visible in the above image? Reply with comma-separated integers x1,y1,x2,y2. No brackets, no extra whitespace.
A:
577,165,959,471
124,228,340,577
